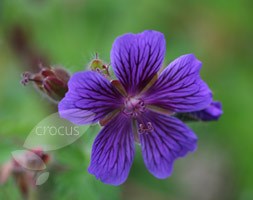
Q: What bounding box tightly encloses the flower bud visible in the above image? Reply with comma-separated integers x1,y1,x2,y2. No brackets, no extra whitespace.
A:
89,53,110,77
21,64,70,103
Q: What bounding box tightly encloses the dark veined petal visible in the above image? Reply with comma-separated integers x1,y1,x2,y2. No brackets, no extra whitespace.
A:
176,101,223,122
192,101,223,121
144,54,212,113
111,30,166,95
137,111,197,179
58,71,123,125
88,114,135,185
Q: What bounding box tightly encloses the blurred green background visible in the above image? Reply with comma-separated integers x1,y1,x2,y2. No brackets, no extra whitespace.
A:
0,0,253,199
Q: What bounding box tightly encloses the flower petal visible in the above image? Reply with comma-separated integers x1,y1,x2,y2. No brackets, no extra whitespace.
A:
144,54,212,112
138,111,197,179
111,30,166,95
88,114,135,185
179,101,223,121
58,71,123,125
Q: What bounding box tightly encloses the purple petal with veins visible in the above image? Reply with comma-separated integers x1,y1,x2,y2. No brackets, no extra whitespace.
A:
58,71,123,125
144,54,212,113
111,30,166,95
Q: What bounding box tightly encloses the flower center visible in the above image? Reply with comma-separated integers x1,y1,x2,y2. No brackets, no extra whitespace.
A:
123,97,145,118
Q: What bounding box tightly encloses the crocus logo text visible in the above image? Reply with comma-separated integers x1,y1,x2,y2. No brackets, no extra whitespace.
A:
35,126,80,136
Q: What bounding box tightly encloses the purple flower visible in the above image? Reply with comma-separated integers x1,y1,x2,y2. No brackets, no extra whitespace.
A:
175,101,223,121
58,30,213,185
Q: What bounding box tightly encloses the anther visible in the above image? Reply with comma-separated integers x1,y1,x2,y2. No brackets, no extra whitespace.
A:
138,122,154,134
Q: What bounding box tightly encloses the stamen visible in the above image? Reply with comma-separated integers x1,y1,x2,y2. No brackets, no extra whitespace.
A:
138,122,154,134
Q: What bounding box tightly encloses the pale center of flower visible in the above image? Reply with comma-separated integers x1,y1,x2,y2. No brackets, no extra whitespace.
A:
123,97,145,118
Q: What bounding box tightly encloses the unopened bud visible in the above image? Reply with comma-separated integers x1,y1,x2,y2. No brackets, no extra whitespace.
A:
89,53,110,77
21,65,70,103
